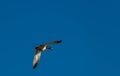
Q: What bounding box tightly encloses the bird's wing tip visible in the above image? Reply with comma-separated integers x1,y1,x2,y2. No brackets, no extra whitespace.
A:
57,40,62,43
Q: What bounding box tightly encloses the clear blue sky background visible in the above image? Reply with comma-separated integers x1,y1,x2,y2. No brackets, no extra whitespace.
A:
0,0,120,76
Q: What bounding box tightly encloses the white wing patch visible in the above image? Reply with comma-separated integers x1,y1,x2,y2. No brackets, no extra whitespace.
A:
33,52,41,67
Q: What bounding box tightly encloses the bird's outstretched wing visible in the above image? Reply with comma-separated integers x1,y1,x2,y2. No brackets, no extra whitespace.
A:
44,40,62,45
33,51,41,69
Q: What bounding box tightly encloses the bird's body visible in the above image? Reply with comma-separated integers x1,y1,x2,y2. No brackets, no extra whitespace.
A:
33,40,62,69
35,45,47,52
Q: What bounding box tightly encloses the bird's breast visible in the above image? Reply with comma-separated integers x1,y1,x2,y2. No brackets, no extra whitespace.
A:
42,45,47,51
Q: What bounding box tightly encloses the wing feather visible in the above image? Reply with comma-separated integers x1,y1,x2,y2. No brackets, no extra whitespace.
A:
44,40,62,45
33,51,41,69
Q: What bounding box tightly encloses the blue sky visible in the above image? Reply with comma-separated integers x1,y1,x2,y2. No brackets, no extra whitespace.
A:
0,0,120,76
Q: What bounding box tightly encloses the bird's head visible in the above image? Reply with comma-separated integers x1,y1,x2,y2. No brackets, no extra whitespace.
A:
47,46,53,50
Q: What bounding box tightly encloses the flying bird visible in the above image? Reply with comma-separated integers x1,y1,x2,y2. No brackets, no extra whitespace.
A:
33,40,62,69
